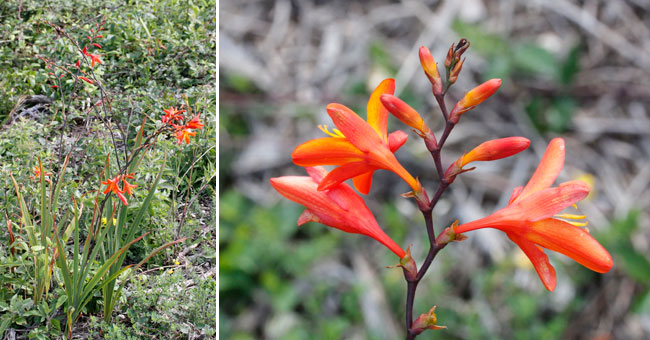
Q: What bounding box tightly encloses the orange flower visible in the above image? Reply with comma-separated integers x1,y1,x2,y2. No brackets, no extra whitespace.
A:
454,138,613,291
292,79,419,195
270,166,406,258
186,113,204,130
102,176,128,206
120,173,137,195
85,52,102,67
162,106,186,124
30,166,52,180
175,126,196,145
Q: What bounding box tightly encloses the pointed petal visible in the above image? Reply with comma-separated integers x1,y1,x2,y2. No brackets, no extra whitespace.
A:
508,233,557,291
270,176,350,230
305,166,328,183
297,209,320,226
292,137,364,166
515,138,565,202
526,219,613,273
509,180,590,222
367,79,395,142
317,162,375,191
388,130,408,152
508,186,524,204
327,103,383,152
352,172,374,195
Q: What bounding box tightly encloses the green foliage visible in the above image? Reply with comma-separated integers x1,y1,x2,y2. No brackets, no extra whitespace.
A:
91,268,216,339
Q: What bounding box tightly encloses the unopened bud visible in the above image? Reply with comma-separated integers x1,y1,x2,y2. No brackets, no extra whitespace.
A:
419,46,443,95
435,221,467,246
449,79,502,123
380,94,429,134
411,306,446,335
448,58,464,84
444,45,454,69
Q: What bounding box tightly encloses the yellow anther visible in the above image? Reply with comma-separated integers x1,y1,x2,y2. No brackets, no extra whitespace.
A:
572,204,578,209
318,125,345,138
567,221,589,227
554,213,586,220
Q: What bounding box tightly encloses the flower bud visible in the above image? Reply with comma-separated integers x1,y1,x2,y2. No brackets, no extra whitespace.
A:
449,79,501,123
411,306,446,335
448,58,464,84
444,45,454,69
444,137,529,181
380,94,429,134
418,46,443,96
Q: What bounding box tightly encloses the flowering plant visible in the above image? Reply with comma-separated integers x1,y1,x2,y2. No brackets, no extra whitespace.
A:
271,39,612,338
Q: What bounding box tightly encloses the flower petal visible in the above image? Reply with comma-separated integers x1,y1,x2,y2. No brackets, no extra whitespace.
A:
508,232,557,291
508,180,590,222
292,137,364,166
352,171,374,195
388,130,408,152
317,161,375,192
367,78,395,142
327,103,383,152
515,138,565,202
526,219,613,273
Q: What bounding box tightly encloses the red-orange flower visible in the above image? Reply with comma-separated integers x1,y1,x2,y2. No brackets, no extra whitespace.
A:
85,52,102,67
120,173,137,195
186,113,204,130
162,107,186,124
270,166,406,258
454,138,613,291
292,79,419,195
175,126,196,145
102,176,128,206
30,166,52,180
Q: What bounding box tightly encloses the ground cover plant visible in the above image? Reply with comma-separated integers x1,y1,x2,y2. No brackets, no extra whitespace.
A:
0,1,216,339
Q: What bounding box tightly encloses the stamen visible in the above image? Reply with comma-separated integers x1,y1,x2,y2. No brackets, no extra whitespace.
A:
572,204,578,209
554,213,586,220
568,221,588,227
319,125,345,138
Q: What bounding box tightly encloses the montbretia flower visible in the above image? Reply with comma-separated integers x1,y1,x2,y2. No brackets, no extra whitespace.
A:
292,79,420,195
270,166,406,258
444,137,530,181
162,106,186,124
85,52,103,68
175,126,196,145
30,166,52,181
102,176,128,206
454,138,613,291
186,113,204,130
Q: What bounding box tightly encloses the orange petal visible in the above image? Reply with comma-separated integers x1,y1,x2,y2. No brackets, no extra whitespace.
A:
526,219,613,273
508,232,557,291
366,79,395,142
317,162,375,191
327,103,383,152
515,138,565,202
388,130,408,152
292,137,364,166
352,171,374,195
508,180,590,222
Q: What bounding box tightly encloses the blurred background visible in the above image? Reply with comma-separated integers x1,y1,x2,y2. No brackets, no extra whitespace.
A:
219,0,650,339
